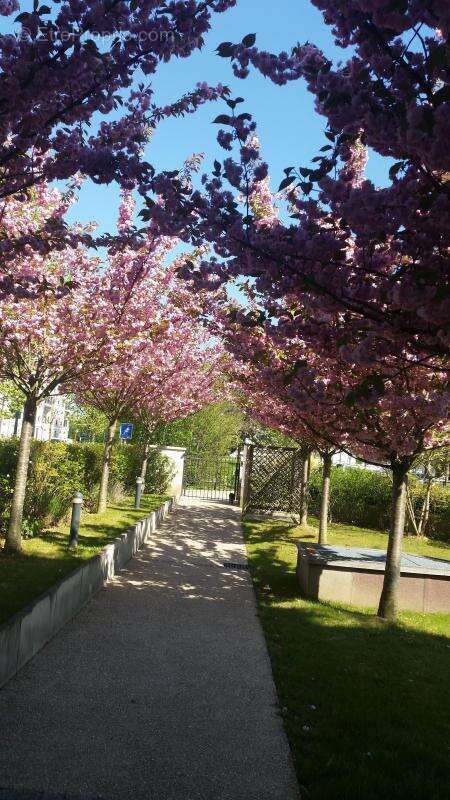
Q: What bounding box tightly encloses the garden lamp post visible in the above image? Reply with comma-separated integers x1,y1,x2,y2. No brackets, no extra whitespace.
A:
69,491,83,549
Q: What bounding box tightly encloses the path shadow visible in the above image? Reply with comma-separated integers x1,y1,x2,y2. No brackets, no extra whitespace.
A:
105,498,252,606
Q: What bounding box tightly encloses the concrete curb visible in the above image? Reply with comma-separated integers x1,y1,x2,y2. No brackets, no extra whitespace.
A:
0,497,175,689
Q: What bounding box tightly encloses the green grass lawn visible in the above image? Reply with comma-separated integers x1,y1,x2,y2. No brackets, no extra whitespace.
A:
0,494,168,625
243,517,450,800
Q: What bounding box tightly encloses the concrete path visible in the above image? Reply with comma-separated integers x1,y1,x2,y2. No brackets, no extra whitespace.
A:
0,498,299,800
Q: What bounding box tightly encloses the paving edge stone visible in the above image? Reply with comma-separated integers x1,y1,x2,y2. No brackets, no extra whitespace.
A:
0,497,175,689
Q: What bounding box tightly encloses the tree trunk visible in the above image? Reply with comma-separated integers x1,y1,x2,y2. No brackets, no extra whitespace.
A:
418,479,432,536
405,487,419,536
3,395,37,554
318,452,332,545
299,452,310,527
140,439,151,481
377,463,409,621
97,419,117,513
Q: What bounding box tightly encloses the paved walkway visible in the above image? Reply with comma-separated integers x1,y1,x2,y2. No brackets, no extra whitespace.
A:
0,498,299,800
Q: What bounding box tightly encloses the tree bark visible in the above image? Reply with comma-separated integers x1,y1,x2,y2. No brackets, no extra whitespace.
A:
3,395,37,554
418,479,431,536
97,419,117,513
140,439,151,481
299,451,310,527
318,452,332,545
377,463,409,621
405,487,419,536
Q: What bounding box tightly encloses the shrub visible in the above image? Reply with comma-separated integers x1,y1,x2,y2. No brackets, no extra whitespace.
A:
107,443,173,496
309,466,450,542
0,439,18,534
143,448,175,494
24,441,85,529
0,438,174,536
408,480,450,540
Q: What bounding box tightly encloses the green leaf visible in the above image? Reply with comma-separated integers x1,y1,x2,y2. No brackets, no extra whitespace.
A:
213,114,231,125
278,176,295,191
242,33,256,47
389,161,403,180
217,42,235,58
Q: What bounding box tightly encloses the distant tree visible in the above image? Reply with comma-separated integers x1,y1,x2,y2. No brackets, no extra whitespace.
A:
407,445,450,537
156,402,245,457
0,381,25,417
67,402,109,444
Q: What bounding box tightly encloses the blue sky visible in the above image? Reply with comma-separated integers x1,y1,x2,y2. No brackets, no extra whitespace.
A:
59,0,390,234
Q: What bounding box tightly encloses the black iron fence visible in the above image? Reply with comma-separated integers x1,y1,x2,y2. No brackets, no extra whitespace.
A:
182,453,240,501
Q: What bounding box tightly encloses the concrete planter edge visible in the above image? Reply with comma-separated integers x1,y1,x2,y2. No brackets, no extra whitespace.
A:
0,496,175,689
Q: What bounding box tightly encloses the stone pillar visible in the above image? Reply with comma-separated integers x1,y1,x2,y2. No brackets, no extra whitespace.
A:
240,443,253,512
159,446,186,497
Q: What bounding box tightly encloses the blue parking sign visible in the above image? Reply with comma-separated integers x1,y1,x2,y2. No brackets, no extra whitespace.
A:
119,423,134,440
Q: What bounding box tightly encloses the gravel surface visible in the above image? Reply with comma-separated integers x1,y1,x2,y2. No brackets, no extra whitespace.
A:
0,497,298,800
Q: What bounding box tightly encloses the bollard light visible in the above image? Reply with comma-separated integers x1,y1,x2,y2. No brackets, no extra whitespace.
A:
135,477,144,510
69,491,83,550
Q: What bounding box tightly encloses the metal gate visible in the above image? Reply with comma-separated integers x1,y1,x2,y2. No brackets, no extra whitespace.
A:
241,445,304,514
182,453,241,501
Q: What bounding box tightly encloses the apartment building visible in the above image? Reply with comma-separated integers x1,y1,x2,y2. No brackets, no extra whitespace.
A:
0,392,70,442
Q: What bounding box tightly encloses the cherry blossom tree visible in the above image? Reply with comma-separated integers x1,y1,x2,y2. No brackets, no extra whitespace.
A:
75,192,222,511
140,3,450,620
211,1,450,361
0,0,235,199
0,178,90,298
0,188,171,553
144,137,449,593
216,296,447,620
0,1,237,299
144,0,449,374
77,322,222,512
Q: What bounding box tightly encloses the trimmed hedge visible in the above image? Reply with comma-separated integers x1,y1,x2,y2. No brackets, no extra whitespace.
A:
309,466,450,542
0,439,172,536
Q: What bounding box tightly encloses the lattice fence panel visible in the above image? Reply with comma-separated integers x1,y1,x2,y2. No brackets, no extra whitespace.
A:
245,446,303,513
